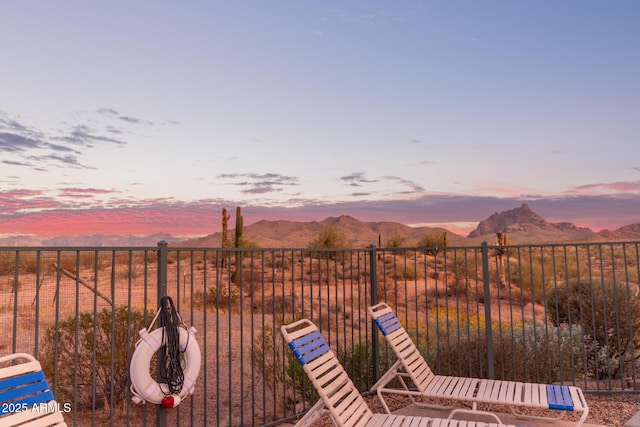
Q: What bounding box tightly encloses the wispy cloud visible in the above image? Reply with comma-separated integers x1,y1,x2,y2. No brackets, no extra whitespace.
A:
97,107,154,126
56,124,126,147
28,153,95,169
0,108,160,172
0,132,43,152
58,187,118,198
381,175,425,194
217,173,299,194
339,172,379,187
338,172,425,198
340,173,425,195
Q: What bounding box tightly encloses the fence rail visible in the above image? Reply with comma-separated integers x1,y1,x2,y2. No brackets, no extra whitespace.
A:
1,240,640,426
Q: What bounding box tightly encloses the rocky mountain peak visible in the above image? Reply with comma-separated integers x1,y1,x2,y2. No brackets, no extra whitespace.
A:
468,203,551,238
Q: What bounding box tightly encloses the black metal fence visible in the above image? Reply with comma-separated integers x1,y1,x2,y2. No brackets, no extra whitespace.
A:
1,241,640,426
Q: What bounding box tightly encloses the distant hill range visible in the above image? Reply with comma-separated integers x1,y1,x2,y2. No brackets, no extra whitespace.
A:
181,204,640,247
0,233,181,247
180,215,461,248
2,204,639,247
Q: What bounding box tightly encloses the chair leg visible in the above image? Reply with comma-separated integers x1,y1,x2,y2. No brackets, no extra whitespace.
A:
375,372,420,414
294,399,326,427
509,406,567,423
447,402,504,425
370,360,404,391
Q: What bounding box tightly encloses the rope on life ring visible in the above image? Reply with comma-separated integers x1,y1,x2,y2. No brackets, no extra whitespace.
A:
129,297,201,407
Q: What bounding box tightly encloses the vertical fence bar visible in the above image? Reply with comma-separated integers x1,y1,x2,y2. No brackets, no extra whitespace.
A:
156,241,168,427
12,251,19,353
369,244,378,384
481,241,494,379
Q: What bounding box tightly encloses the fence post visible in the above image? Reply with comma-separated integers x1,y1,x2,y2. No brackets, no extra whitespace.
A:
156,241,168,427
369,244,379,385
481,241,494,380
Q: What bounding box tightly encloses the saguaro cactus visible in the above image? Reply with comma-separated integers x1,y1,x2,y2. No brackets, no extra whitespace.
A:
233,207,244,284
221,208,230,267
235,206,243,249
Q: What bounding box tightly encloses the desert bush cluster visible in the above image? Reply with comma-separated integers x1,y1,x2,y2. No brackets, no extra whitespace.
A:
39,306,152,410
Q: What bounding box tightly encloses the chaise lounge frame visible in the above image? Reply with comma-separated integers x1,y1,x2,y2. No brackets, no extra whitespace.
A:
368,303,589,426
281,318,523,427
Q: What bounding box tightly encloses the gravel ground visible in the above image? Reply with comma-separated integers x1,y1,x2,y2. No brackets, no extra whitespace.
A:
580,394,640,426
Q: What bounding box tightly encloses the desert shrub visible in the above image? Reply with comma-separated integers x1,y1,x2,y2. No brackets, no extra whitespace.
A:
395,263,418,280
250,313,312,413
416,233,447,255
284,344,318,405
40,306,152,410
261,294,296,314
0,251,15,275
193,283,239,311
546,279,640,379
493,323,586,383
499,253,545,304
385,234,406,249
308,225,346,249
236,237,261,248
252,320,299,410
0,251,53,275
421,307,585,383
451,256,472,292
337,336,394,392
537,248,587,285
57,251,99,273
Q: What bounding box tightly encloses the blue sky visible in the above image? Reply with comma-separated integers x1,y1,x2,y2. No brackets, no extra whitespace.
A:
1,1,639,238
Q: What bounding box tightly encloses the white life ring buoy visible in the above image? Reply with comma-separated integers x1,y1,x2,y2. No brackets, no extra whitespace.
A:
129,325,201,406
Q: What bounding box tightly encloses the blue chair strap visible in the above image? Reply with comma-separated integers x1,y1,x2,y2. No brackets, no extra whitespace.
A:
374,312,402,336
546,385,574,411
0,377,51,405
288,330,330,366
0,371,46,392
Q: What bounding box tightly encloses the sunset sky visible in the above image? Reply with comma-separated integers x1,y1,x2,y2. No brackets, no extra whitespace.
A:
1,1,639,239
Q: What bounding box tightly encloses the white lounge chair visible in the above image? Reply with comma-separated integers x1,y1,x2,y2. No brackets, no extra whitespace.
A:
368,302,589,426
282,318,522,427
0,352,68,426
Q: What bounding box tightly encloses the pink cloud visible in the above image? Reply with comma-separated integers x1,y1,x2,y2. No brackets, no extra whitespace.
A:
564,181,640,195
1,204,217,237
1,192,639,238
0,189,61,214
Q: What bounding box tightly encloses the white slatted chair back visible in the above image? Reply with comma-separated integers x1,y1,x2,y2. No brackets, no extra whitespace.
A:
0,352,67,426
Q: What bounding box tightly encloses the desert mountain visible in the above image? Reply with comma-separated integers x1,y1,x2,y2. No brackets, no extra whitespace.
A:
467,203,598,242
597,223,640,241
180,215,465,248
